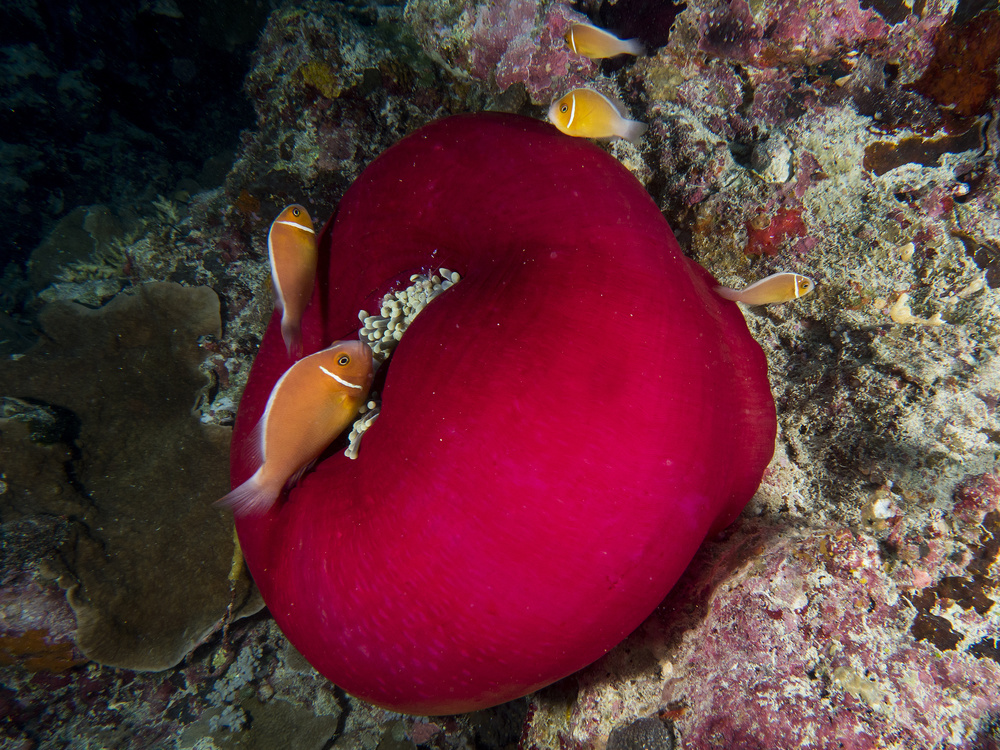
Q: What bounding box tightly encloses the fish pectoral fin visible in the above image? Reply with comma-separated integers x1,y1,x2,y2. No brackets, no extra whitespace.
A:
286,459,317,491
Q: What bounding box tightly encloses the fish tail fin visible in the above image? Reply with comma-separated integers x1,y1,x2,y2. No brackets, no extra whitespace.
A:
622,119,648,144
621,38,644,56
714,285,741,302
216,469,279,517
281,317,304,360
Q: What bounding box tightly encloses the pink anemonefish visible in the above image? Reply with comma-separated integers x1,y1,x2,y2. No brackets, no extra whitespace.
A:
564,23,643,59
217,341,374,517
268,204,318,359
715,272,815,305
547,88,648,143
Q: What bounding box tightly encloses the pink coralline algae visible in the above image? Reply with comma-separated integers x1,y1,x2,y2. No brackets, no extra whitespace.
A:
406,0,596,103
745,204,809,255
952,473,1000,527
655,512,1000,749
695,0,946,71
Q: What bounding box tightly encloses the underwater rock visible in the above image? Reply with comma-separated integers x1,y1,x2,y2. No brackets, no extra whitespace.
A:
0,282,258,671
523,500,999,747
651,514,999,748
693,0,946,73
912,9,1000,118
27,206,105,291
605,716,676,750
0,513,86,673
405,0,595,103
234,0,446,209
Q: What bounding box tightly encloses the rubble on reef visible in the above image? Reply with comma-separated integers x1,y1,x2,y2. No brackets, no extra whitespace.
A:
1,0,998,747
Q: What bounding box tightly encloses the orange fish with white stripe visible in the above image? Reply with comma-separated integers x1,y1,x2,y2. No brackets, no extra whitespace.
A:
218,341,374,517
547,88,648,143
268,204,318,359
715,273,815,305
564,23,643,59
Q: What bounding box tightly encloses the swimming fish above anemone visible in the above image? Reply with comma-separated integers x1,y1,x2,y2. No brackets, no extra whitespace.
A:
268,204,318,359
548,88,648,143
564,22,643,59
218,340,373,517
227,114,775,715
715,272,816,305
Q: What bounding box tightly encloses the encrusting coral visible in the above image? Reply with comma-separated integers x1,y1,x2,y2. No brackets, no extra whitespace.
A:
0,283,260,671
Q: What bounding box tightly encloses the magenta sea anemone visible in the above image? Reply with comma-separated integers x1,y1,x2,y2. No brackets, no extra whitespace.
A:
229,113,776,715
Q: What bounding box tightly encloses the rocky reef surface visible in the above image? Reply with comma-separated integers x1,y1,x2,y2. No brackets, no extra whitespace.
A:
1,0,998,748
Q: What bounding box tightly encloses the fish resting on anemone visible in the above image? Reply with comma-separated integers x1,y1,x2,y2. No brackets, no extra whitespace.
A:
228,113,777,715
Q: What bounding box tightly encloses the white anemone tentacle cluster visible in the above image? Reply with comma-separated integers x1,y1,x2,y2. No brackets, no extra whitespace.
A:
345,267,462,459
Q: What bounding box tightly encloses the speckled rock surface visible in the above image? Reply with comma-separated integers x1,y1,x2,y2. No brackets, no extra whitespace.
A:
522,495,999,748
405,0,596,102
2,0,998,746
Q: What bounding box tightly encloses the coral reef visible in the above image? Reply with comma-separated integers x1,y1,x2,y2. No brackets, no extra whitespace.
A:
3,0,999,745
231,0,451,213
650,515,998,747
26,205,122,291
406,0,596,103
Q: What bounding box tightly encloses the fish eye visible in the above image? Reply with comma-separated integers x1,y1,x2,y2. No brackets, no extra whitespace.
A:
292,207,301,216
560,104,569,113
338,354,351,366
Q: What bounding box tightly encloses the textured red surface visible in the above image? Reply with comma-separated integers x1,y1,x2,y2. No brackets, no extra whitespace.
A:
230,113,776,714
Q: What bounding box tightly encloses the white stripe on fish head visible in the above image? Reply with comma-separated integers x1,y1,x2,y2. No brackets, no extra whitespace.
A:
274,219,316,234
319,365,364,389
